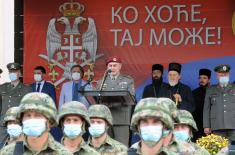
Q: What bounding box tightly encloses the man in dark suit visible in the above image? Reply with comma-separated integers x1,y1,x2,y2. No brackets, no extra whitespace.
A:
32,66,56,104
142,64,168,98
192,68,211,141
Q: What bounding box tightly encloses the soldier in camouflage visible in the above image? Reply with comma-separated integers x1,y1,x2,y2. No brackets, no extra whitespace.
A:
0,107,23,148
128,97,178,154
0,63,32,143
0,92,72,155
87,104,128,154
57,101,100,155
173,110,210,155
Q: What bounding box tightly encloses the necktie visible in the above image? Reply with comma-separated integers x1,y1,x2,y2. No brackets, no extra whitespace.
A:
72,83,79,101
36,83,41,92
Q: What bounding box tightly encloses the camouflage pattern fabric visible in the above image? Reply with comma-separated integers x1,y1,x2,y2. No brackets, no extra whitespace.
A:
88,104,113,126
3,107,20,126
173,109,198,131
88,135,127,155
0,133,73,155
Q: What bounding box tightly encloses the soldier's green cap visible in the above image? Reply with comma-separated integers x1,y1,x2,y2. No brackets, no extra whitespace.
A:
18,92,57,126
214,64,230,73
173,110,198,131
3,106,20,126
57,101,90,127
131,98,174,132
0,68,2,74
7,63,21,70
88,104,113,126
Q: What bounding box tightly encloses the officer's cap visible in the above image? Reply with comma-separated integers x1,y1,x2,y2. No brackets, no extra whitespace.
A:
7,63,21,71
106,56,122,65
214,64,230,73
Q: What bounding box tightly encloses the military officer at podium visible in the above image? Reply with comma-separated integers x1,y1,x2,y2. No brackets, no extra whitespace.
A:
96,56,135,146
0,62,31,146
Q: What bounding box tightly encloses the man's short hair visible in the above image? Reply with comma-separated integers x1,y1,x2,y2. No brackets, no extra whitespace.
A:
70,65,84,78
34,66,46,74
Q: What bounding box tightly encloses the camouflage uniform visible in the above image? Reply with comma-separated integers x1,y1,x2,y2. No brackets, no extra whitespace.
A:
1,107,22,148
58,101,100,155
129,98,177,154
87,104,127,154
173,110,210,155
0,92,72,155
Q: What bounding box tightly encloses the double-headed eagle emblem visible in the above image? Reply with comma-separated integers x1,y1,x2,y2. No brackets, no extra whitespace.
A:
39,1,103,86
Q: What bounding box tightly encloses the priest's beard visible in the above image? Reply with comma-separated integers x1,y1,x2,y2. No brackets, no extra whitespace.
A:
152,77,163,86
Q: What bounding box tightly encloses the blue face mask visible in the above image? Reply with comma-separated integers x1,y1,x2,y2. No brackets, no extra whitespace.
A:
173,130,190,141
89,124,105,137
140,126,163,147
64,124,82,138
9,73,18,81
23,119,46,137
7,124,22,138
219,76,229,85
162,130,170,137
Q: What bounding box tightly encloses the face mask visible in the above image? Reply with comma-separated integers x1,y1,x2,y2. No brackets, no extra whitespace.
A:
72,72,81,81
7,124,22,138
162,130,170,137
64,124,82,138
140,125,163,147
219,76,229,85
173,130,190,141
34,74,42,82
23,119,46,137
169,81,178,86
89,124,106,137
9,73,18,81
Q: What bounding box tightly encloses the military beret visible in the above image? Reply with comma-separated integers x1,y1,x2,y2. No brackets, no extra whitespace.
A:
152,64,163,73
7,63,21,70
168,62,181,74
106,56,122,65
214,64,230,73
0,68,2,74
199,68,211,78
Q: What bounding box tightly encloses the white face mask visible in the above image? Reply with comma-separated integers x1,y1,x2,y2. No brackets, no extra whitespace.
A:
7,124,22,138
219,76,229,85
34,74,42,82
22,118,46,137
72,72,81,81
63,124,82,138
89,124,106,137
9,73,18,81
140,125,163,147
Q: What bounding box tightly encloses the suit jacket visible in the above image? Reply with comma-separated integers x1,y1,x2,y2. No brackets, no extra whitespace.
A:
59,80,92,109
97,74,135,125
32,81,56,104
203,83,235,130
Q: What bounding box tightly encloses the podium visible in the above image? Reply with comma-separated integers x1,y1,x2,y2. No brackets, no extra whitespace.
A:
82,90,136,106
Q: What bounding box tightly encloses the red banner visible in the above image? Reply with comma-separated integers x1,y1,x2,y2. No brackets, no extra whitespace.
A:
24,0,235,104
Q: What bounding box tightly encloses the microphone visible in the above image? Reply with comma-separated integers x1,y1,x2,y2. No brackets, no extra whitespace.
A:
78,76,93,93
99,69,111,91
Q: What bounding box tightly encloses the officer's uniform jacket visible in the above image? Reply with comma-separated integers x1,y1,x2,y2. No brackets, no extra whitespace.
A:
96,74,135,125
203,83,235,130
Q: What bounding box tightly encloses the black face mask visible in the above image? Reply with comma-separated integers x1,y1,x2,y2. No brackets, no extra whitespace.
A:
152,76,163,86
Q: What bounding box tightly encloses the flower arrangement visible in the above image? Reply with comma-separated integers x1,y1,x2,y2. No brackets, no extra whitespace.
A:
196,134,229,155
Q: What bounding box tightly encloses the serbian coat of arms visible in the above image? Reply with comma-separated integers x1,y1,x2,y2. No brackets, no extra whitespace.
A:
39,0,103,87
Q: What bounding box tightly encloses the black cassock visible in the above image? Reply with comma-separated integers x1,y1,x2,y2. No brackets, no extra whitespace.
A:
192,86,207,141
162,82,195,113
142,82,169,98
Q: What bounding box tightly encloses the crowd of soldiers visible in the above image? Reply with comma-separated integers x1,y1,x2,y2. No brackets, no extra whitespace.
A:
0,56,234,154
